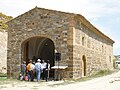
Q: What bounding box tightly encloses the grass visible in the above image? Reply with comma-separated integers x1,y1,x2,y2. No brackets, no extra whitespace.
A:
91,69,113,77
0,73,7,77
0,77,7,85
0,69,118,87
0,76,19,85
0,73,7,84
0,77,7,81
49,69,118,86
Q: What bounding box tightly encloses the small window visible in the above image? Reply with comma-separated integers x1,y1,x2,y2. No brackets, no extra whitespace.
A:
102,45,104,52
82,37,85,46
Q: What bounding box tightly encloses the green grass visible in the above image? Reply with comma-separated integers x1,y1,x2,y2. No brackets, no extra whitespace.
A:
0,73,7,82
0,77,7,85
0,73,7,77
0,74,19,85
89,69,113,78
0,77,7,81
49,69,118,86
0,69,118,86
0,12,13,30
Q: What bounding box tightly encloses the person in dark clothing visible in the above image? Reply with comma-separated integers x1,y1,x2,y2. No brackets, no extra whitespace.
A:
45,60,50,82
31,61,35,81
41,60,47,80
32,56,37,63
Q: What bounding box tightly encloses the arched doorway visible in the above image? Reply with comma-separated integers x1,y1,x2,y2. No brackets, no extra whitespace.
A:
82,55,86,77
21,37,55,78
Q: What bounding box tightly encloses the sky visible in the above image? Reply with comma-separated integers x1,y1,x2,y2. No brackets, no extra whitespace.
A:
0,0,120,55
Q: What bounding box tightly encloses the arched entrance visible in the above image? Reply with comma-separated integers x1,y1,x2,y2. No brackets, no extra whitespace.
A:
21,37,55,78
82,55,86,77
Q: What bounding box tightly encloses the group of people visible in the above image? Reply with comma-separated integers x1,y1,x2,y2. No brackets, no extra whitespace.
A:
20,59,50,82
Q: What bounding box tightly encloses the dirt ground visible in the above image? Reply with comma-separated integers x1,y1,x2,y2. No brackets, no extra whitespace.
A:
1,70,120,90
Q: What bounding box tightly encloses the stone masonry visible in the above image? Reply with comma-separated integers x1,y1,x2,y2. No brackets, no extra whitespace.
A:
7,7,114,79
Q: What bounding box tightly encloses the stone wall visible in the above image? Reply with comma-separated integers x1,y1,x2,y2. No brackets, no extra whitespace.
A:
7,7,114,79
0,31,7,73
7,7,74,78
72,17,114,78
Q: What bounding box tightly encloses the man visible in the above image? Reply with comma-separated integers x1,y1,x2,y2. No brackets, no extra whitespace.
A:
45,60,50,82
30,61,35,81
27,59,35,81
27,60,32,81
35,59,42,81
21,61,26,79
41,60,47,80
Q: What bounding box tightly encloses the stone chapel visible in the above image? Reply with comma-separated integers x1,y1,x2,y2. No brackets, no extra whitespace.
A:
7,7,114,79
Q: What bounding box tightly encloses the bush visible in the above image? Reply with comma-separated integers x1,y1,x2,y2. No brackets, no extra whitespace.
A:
0,12,13,31
92,69,112,78
0,73,7,77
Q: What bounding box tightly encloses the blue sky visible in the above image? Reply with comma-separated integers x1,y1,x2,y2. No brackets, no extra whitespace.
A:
0,0,120,55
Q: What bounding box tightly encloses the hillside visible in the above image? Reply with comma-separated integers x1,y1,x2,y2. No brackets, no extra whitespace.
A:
0,12,13,31
0,13,12,73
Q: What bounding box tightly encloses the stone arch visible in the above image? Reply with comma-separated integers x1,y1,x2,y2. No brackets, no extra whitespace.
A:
82,55,86,77
21,36,55,78
21,35,55,46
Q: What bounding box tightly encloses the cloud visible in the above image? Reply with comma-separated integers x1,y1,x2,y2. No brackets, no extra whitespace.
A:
113,40,120,55
35,0,120,22
0,0,119,55
0,0,37,17
1,0,120,18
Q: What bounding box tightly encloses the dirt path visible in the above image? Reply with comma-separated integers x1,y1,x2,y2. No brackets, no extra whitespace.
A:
1,71,120,90
55,71,120,90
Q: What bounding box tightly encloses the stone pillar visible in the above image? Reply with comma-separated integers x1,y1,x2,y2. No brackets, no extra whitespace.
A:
66,16,75,78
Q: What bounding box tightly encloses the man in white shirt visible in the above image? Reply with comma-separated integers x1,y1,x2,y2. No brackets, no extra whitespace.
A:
35,59,42,81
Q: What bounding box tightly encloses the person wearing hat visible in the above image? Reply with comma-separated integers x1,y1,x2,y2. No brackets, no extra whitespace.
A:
35,59,42,81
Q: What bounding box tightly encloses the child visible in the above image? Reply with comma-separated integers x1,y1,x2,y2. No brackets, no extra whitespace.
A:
25,73,28,81
19,74,24,81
